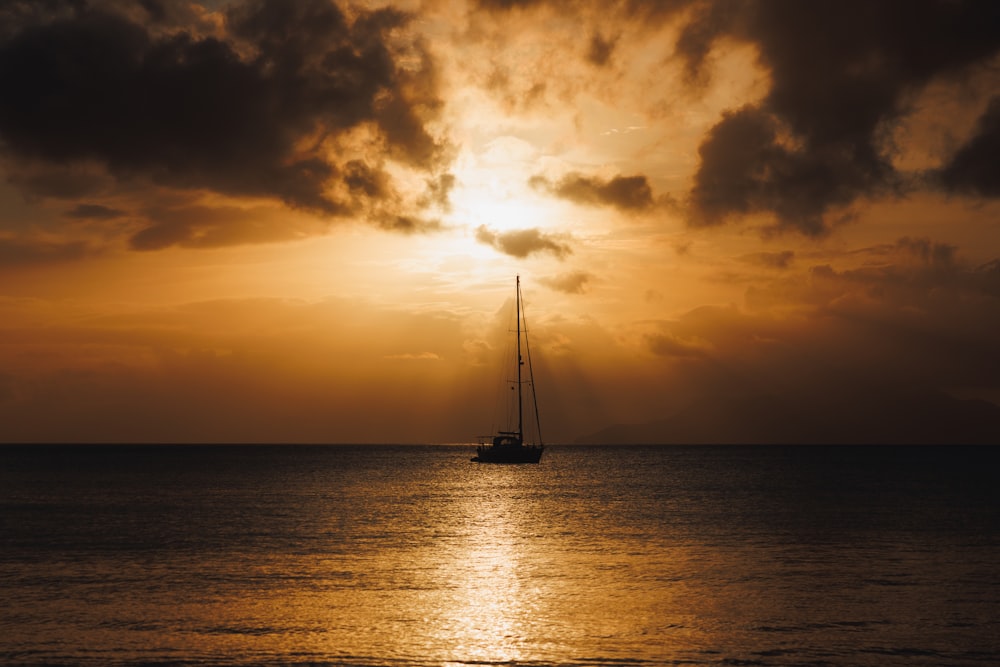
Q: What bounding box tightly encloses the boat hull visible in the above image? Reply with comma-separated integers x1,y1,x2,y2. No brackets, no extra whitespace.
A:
471,444,544,464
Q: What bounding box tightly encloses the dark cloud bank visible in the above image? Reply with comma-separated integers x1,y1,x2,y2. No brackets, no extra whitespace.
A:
0,0,447,248
675,0,1000,234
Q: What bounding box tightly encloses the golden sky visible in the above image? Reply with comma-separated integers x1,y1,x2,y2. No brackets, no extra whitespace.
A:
1,0,999,443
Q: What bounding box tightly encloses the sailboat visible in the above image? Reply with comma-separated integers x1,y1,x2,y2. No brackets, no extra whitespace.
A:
471,276,545,464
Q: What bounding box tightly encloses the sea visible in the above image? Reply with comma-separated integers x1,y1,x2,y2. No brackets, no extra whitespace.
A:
1,444,998,666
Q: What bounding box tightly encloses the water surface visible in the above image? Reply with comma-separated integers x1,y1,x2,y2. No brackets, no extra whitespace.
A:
1,445,998,665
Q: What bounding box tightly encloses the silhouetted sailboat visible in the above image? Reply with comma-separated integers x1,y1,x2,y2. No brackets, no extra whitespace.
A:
472,276,545,464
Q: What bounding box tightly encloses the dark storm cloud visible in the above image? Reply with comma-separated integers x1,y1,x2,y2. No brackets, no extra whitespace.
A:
623,0,699,20
532,173,654,211
675,0,1000,234
476,0,695,19
65,203,126,220
689,106,879,236
343,161,391,200
894,236,957,268
0,0,444,219
125,160,443,250
938,96,1000,197
474,0,549,10
475,225,572,259
6,163,113,200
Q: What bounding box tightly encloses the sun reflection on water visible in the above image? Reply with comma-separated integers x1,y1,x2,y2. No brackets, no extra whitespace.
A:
447,537,524,663
432,470,547,665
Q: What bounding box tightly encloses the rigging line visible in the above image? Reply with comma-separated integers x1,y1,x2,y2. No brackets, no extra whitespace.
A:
516,274,523,440
520,286,544,447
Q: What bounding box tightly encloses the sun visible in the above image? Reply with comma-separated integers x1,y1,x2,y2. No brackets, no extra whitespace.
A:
443,136,565,232
448,181,551,233
405,134,579,277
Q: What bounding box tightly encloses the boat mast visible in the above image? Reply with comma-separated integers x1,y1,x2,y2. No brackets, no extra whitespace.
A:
516,275,524,443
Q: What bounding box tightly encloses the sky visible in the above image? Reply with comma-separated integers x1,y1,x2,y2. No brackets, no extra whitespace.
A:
1,0,999,444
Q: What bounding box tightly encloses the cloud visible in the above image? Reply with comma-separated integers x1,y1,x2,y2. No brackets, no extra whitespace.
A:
0,0,446,221
937,96,1000,197
0,237,90,266
739,237,976,317
541,271,593,294
974,259,1000,298
419,173,457,212
473,0,551,10
688,106,878,235
739,250,794,270
674,1,1000,234
646,330,711,360
634,241,1000,434
586,30,617,67
481,64,550,112
894,236,957,268
129,204,323,251
375,214,443,234
475,225,572,259
6,162,114,200
532,172,654,211
622,0,699,21
65,203,127,220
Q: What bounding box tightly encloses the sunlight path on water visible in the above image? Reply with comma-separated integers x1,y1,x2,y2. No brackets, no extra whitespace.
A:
441,491,527,663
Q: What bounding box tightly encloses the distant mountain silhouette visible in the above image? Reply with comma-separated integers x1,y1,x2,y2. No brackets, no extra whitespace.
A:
575,391,1000,444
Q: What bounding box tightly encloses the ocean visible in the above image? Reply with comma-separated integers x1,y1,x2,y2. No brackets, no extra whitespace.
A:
1,444,998,666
